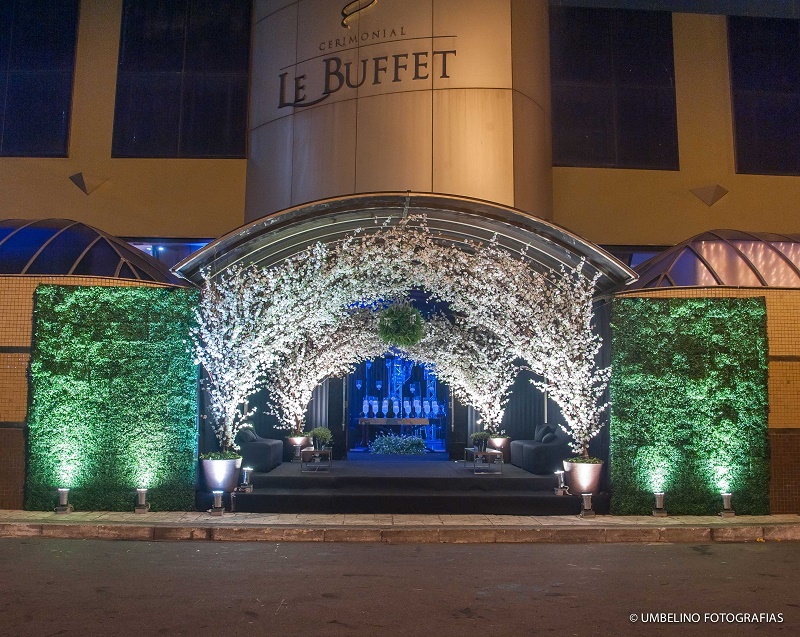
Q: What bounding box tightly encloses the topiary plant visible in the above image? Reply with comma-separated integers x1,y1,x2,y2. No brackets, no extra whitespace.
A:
308,426,333,445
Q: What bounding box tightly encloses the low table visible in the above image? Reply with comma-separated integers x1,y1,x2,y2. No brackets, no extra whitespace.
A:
300,447,332,472
464,447,503,474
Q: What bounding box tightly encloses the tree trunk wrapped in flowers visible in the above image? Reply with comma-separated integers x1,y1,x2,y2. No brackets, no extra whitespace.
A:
191,216,610,456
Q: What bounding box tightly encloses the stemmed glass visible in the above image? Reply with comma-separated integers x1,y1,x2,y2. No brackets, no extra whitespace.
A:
375,381,383,416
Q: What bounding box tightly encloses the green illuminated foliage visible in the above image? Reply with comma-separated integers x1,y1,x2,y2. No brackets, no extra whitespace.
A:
26,285,199,512
377,302,425,347
610,297,769,515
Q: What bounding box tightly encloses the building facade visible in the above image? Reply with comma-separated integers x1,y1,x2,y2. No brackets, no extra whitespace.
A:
1,1,798,247
1,0,799,512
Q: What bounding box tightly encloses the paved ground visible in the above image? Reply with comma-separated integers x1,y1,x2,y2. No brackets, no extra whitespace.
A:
0,539,797,636
1,509,799,544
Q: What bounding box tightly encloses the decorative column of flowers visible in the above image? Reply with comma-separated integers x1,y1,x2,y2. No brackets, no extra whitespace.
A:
528,269,610,458
191,266,280,452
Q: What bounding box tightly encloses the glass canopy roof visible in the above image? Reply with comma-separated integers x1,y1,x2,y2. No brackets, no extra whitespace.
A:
173,192,637,294
628,230,800,289
0,218,184,285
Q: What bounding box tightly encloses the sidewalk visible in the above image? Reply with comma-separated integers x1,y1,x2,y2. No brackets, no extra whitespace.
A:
1,509,799,543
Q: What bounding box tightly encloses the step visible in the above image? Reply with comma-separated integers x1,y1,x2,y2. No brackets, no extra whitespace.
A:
223,489,610,516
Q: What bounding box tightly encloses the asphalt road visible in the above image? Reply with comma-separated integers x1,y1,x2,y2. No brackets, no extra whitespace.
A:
0,539,797,637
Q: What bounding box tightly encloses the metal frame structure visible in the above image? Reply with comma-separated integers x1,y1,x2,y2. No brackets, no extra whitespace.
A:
173,192,637,294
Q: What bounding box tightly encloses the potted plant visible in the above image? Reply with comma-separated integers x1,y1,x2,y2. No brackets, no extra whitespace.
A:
197,410,248,492
470,431,491,452
308,426,333,450
559,385,609,494
199,450,242,492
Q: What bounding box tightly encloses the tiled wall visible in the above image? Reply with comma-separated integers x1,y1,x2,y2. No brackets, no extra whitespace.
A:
769,429,800,514
616,287,800,513
0,429,24,509
0,276,176,510
0,353,28,423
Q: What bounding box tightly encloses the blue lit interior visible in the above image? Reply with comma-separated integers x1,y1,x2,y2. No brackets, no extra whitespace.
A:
128,240,211,269
348,354,450,456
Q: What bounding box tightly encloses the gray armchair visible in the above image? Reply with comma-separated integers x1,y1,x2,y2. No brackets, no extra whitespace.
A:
234,428,283,473
510,424,572,474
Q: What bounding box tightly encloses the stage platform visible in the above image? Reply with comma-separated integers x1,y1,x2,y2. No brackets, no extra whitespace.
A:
208,460,610,516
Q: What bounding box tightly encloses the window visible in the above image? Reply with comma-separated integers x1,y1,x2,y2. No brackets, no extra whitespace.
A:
112,0,250,159
0,0,79,157
126,238,211,269
550,7,679,170
729,17,800,176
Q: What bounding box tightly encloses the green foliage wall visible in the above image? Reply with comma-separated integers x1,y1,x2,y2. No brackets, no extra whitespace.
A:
611,297,769,515
26,286,199,511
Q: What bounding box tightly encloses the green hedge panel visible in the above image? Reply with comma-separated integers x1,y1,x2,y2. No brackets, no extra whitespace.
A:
610,297,769,515
26,285,199,512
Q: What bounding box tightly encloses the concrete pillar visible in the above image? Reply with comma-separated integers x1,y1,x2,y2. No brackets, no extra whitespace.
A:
246,0,552,221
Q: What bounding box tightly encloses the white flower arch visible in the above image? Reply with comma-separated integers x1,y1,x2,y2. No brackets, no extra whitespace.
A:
192,217,609,456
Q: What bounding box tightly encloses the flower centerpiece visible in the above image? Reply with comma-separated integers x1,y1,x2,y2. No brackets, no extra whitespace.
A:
370,433,426,455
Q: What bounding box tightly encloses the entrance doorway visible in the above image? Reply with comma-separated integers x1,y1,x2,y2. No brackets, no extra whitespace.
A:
347,354,450,459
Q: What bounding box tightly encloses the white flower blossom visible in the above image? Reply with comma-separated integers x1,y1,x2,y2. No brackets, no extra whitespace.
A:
191,217,609,456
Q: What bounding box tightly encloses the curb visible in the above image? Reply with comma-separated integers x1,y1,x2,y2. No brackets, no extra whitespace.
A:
2,522,799,544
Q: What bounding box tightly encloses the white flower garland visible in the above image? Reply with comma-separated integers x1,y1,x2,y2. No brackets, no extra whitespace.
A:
192,217,609,456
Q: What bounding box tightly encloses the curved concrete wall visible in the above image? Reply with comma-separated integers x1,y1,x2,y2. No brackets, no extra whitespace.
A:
247,0,552,221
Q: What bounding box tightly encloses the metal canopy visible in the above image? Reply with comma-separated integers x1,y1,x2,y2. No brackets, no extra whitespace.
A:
626,229,800,290
0,218,184,285
173,193,636,294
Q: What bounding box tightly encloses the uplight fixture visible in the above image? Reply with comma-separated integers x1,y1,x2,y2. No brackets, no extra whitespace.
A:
135,488,150,514
554,470,569,496
289,436,306,462
56,488,73,514
236,467,254,493
720,492,735,518
210,490,225,516
580,492,595,518
652,492,667,517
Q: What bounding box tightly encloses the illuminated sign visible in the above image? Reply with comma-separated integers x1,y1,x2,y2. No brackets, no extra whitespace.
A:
278,0,457,108
341,0,378,28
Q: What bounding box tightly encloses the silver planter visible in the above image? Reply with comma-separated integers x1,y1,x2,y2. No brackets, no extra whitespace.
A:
200,457,242,492
563,460,603,494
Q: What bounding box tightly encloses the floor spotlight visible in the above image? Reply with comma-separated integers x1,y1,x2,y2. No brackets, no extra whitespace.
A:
653,492,667,517
135,488,150,514
236,467,254,493
56,488,73,514
580,492,595,518
210,490,225,516
720,492,736,518
554,470,569,496
289,436,306,462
